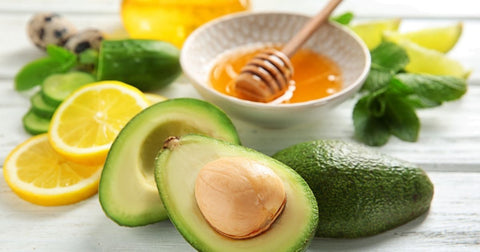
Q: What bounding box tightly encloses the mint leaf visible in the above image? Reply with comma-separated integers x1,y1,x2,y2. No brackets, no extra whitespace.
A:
14,45,77,91
331,12,354,25
371,42,409,73
403,95,441,108
388,77,441,108
353,90,419,146
361,42,409,92
362,67,393,92
351,36,467,146
392,73,467,104
46,45,76,63
15,58,66,91
384,95,419,142
78,49,98,66
368,87,388,117
77,48,99,73
353,93,391,146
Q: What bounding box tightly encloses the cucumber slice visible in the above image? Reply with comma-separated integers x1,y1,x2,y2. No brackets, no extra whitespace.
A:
23,109,50,135
41,71,96,106
30,91,57,119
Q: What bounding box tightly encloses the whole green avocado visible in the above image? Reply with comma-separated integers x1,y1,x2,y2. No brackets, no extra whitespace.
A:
272,139,434,238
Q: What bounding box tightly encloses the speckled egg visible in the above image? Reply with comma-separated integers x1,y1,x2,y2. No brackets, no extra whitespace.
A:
64,29,104,54
27,13,77,49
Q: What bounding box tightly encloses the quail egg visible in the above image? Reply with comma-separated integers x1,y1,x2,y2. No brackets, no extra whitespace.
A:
27,13,77,50
65,29,104,54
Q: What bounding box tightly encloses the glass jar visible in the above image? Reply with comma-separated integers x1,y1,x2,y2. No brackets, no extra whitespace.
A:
121,0,251,48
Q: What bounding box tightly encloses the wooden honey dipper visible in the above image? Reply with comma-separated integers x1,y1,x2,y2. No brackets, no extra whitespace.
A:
233,0,343,102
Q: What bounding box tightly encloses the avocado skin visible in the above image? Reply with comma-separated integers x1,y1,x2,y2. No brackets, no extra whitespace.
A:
272,139,434,238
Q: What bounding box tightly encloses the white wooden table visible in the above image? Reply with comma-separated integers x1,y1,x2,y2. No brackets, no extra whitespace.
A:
1,0,479,251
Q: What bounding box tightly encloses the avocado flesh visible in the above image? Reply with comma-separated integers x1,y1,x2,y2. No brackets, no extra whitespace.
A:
155,135,318,252
273,139,434,238
99,98,240,227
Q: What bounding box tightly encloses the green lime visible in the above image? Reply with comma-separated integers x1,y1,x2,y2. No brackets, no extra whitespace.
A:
399,39,470,78
383,22,462,53
350,19,401,50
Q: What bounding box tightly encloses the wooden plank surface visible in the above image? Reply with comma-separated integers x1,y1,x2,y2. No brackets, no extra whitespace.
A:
1,172,478,251
1,0,479,251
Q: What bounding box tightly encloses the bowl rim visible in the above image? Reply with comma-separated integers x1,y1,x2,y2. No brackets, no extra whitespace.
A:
181,11,371,110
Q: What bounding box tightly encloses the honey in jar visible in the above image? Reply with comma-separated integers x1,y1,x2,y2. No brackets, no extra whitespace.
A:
209,45,343,104
121,0,250,48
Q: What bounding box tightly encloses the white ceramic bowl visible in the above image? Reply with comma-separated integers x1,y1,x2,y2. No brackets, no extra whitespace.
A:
181,11,370,128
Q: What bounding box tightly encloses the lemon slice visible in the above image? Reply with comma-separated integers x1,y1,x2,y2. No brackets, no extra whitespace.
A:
145,93,168,104
383,22,463,53
48,81,150,165
3,134,102,206
350,19,401,50
398,39,470,78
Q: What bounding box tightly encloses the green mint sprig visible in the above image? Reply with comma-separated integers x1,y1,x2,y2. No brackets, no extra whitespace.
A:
353,41,467,146
14,45,98,91
14,45,77,91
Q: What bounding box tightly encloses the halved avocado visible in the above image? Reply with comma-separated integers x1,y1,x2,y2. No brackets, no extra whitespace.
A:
155,134,318,252
99,98,240,226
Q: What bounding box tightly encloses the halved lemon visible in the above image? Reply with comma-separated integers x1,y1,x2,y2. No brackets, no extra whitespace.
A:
350,19,401,50
48,81,150,165
383,22,463,53
3,134,102,206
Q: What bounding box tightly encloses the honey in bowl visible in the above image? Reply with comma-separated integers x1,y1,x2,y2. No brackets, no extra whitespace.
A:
209,45,343,104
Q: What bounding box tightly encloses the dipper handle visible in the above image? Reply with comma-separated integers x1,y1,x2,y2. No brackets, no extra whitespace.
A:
281,0,343,57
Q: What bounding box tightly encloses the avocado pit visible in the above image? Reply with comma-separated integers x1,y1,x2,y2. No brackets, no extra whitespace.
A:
194,157,286,239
